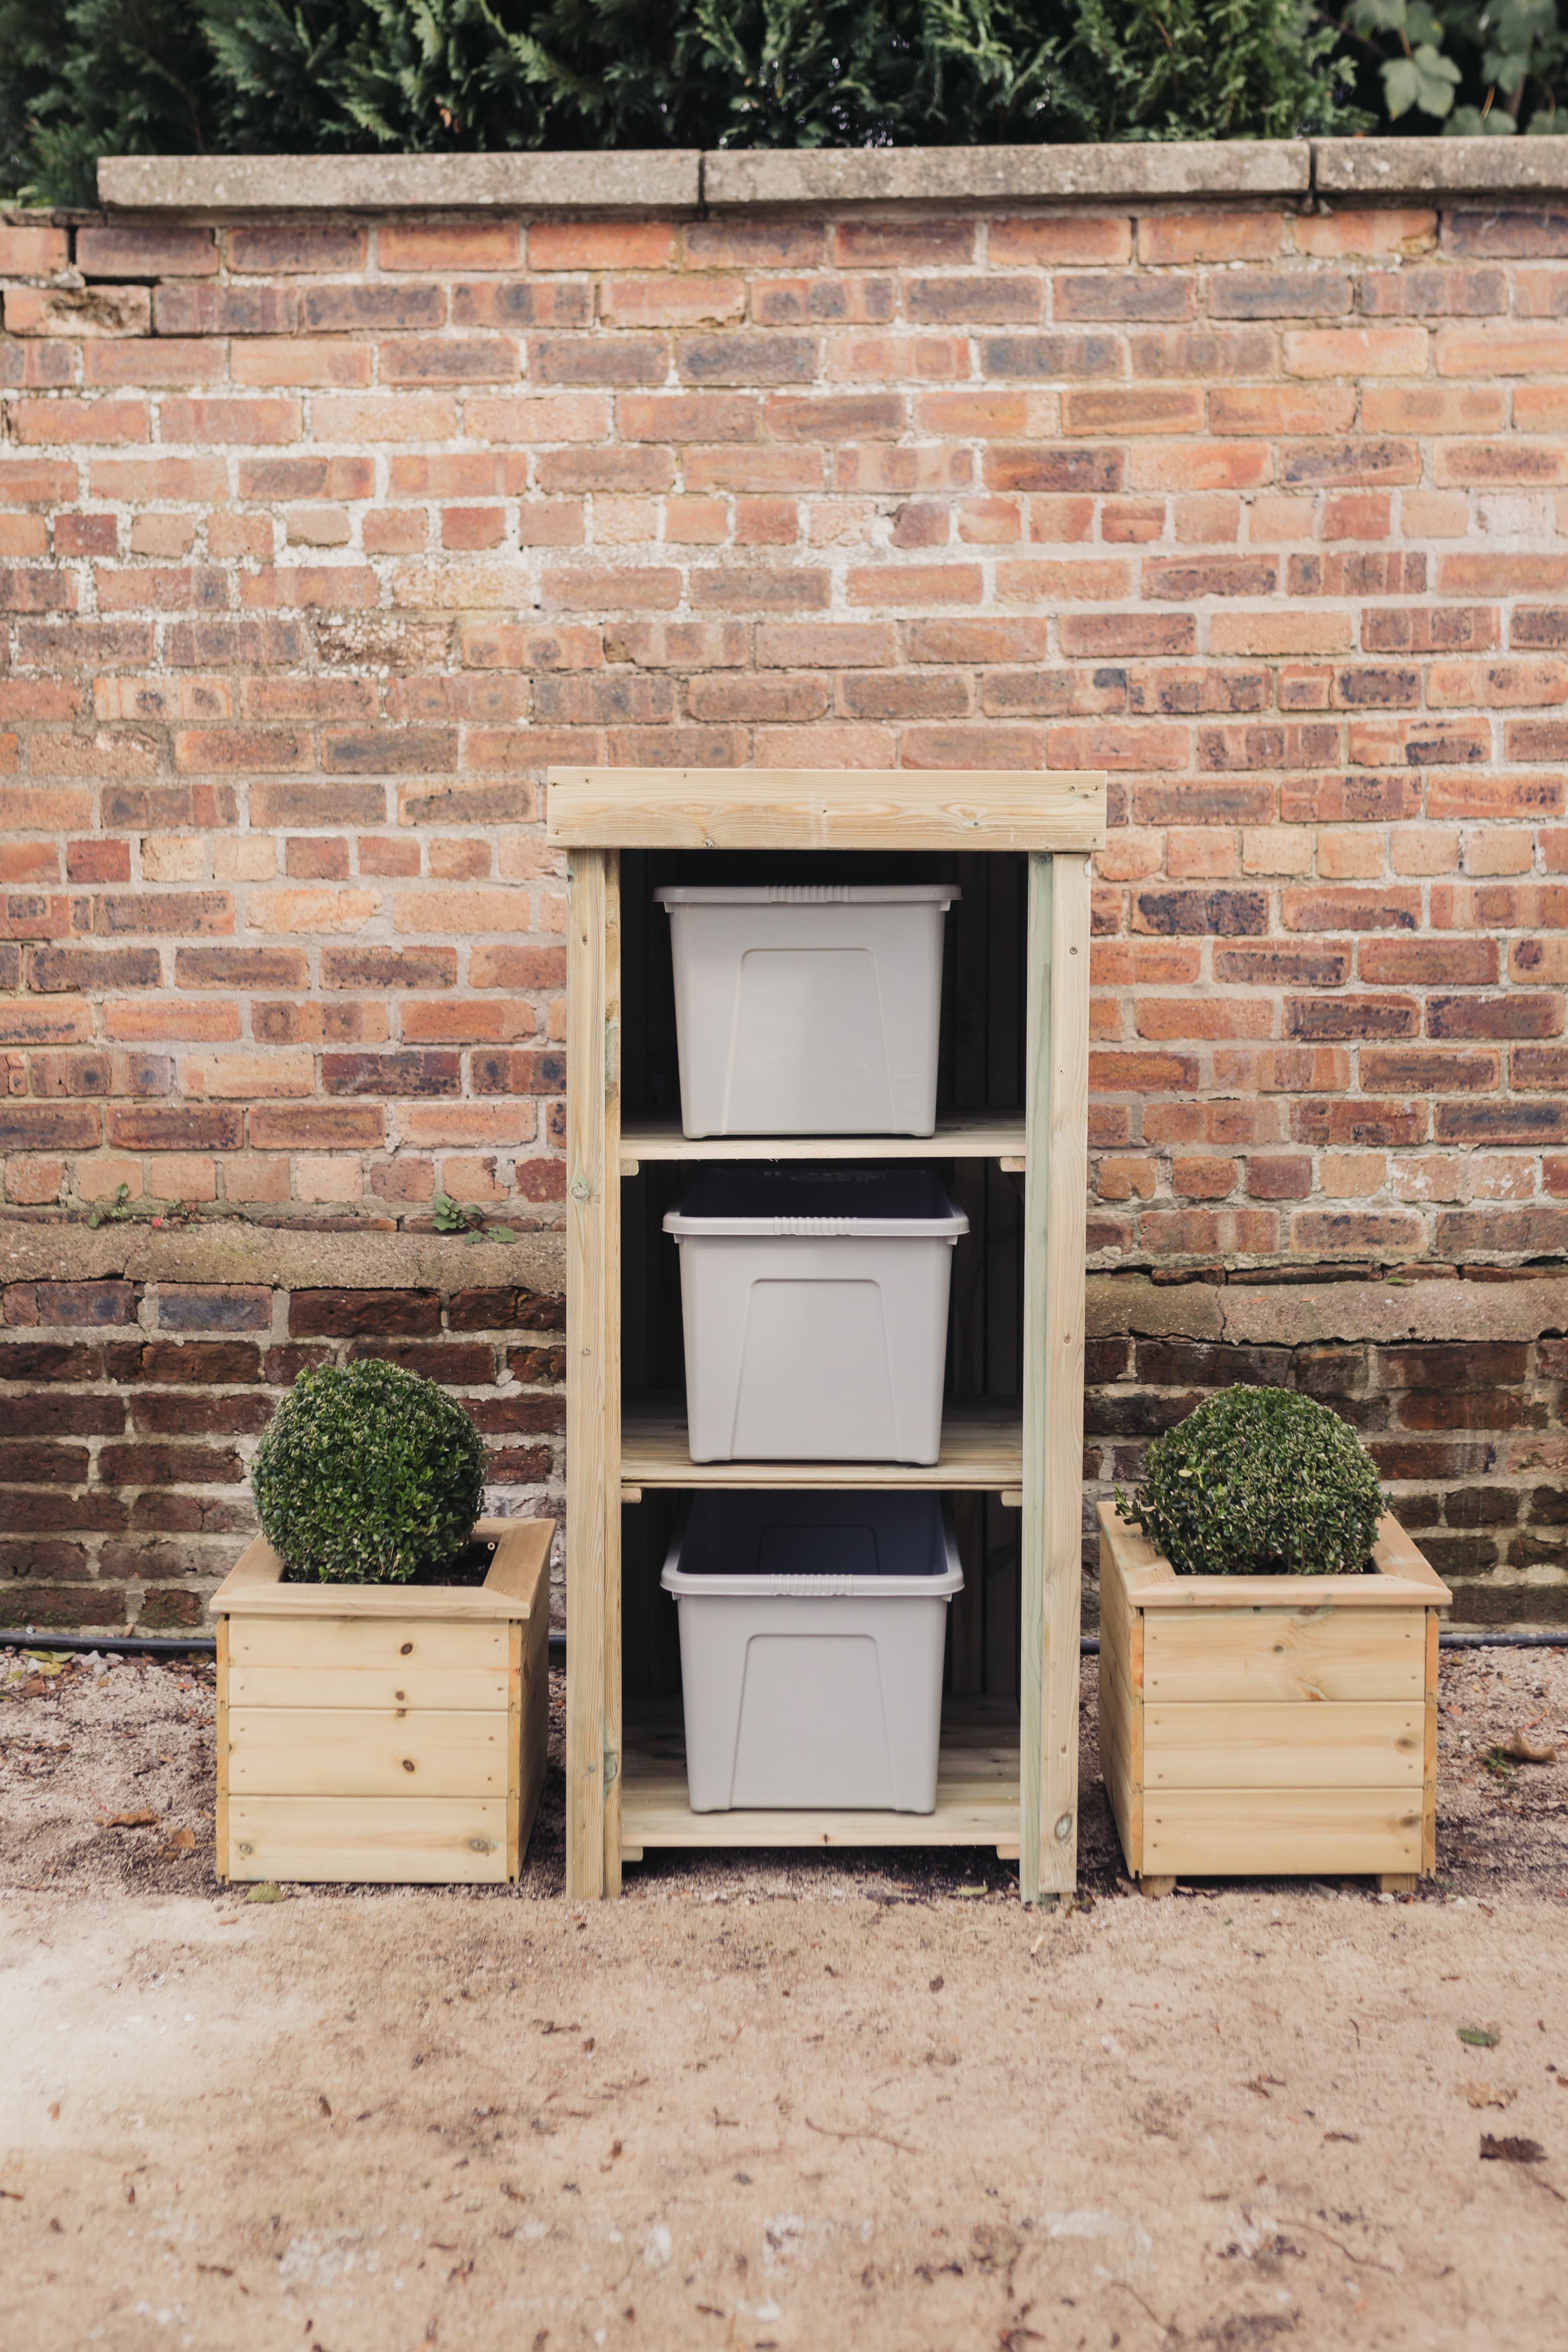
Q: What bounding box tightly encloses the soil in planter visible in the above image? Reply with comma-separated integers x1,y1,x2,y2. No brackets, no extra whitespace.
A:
279,1538,497,1589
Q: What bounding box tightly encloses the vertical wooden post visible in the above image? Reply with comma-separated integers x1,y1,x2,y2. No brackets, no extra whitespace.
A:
1020,851,1092,1903
565,848,610,1899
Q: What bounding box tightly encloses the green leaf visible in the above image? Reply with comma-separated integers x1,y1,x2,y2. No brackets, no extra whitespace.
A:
245,1880,285,1903
1384,42,1461,119
1347,0,1408,30
1458,2024,1502,2048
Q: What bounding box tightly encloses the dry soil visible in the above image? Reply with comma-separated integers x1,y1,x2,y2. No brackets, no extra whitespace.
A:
2,1644,1566,2351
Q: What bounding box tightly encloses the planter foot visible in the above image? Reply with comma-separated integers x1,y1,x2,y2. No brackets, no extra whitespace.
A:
1138,1875,1177,1900
1377,1872,1418,1895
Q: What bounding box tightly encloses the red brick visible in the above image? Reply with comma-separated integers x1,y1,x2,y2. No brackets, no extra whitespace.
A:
77,226,216,278
228,226,368,273
1139,213,1283,266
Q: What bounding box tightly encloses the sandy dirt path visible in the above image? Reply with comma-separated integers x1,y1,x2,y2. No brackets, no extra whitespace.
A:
4,1886,1568,2352
2,1644,1567,2350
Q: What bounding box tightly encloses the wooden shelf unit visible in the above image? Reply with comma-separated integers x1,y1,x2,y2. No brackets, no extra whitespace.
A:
550,769,1105,1903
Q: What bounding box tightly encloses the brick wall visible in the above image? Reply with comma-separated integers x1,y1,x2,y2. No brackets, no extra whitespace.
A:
1083,1273,1568,1627
0,1232,563,1630
2,176,1568,1266
3,147,1568,1631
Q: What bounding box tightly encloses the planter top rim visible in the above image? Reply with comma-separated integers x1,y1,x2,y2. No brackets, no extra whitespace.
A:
210,1518,552,1621
1097,1502,1451,1609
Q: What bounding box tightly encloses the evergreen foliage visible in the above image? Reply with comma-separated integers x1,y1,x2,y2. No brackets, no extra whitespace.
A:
1116,1384,1385,1580
250,1358,487,1585
4,0,1364,206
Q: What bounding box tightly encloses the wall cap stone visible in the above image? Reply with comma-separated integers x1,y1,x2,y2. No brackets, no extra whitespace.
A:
96,151,702,212
702,141,1309,205
0,1222,567,1296
95,138,1568,213
1316,135,1568,195
1087,1270,1568,1348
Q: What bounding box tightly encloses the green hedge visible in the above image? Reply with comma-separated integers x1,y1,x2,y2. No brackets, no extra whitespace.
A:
4,0,1365,205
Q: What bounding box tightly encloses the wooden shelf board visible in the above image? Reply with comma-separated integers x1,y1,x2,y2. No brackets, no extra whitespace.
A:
547,768,1106,854
621,1702,1021,1858
621,1400,1023,1491
621,1115,1026,1173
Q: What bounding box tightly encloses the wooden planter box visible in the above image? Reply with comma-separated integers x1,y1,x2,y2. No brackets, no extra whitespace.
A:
210,1518,553,1885
1097,1501,1450,1894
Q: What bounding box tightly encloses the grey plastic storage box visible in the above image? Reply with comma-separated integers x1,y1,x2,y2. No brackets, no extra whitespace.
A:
662,1491,962,1811
664,1166,968,1464
656,883,959,1137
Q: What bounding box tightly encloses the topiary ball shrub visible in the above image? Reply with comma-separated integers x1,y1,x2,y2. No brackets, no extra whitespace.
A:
1116,1384,1384,1579
251,1359,487,1585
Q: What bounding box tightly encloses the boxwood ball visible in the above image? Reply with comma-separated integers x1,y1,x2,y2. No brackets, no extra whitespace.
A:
1116,1383,1384,1580
251,1359,487,1584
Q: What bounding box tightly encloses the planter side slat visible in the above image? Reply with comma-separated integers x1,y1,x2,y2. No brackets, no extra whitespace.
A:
227,1797,512,1884
227,1708,510,1797
1143,1787,1423,1878
1143,1612,1426,1705
1144,1701,1423,1789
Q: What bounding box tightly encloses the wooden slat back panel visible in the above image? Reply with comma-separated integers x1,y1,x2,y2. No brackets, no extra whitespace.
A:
227,1617,507,1672
1144,1701,1424,1789
1143,1609,1425,1703
227,1708,510,1798
227,1797,510,1883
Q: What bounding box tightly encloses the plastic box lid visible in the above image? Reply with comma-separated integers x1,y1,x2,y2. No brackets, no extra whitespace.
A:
656,883,960,907
663,1164,969,1239
662,1490,963,1599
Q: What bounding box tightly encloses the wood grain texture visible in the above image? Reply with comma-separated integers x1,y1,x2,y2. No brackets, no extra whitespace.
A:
209,1521,550,1622
1021,850,1091,1902
1144,1702,1424,1789
227,1708,510,1797
227,1662,512,1710
226,1798,512,1884
620,1114,1027,1172
547,770,1107,853
214,1615,229,1883
1423,1607,1440,1874
1142,1610,1426,1704
621,1399,1023,1489
566,846,611,1901
227,1617,507,1674
1142,1787,1423,1877
1097,1502,1453,1609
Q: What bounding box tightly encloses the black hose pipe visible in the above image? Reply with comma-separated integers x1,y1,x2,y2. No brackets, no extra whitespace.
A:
0,1627,1556,1663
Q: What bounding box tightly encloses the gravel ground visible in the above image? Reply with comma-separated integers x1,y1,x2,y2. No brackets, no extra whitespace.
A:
2,1642,1565,1906
2,1643,1567,2351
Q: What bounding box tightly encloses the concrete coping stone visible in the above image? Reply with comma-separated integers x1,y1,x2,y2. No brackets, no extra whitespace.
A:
95,151,704,212
96,138,1568,213
0,1221,567,1296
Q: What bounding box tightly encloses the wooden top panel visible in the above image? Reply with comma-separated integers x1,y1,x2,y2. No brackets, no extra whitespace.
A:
547,769,1106,852
210,1519,553,1622
1098,1501,1451,1609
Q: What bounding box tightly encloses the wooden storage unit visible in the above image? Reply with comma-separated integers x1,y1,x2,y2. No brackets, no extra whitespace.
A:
210,1517,552,1884
550,770,1105,1904
1097,1502,1450,1892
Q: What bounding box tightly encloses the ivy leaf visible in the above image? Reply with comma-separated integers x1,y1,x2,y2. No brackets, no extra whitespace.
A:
1383,42,1461,118
1347,0,1408,29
